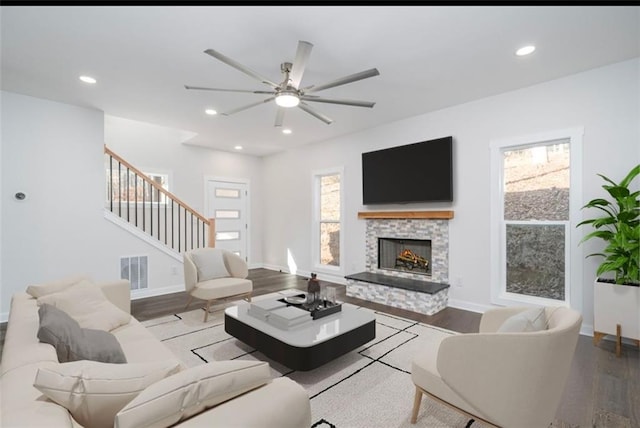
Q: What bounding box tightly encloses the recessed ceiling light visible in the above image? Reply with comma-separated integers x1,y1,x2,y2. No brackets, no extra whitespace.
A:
516,45,536,56
79,75,97,84
234,145,243,150
282,129,292,135
205,109,217,115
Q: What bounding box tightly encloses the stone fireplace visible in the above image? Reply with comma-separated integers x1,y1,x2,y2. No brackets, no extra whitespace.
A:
346,211,452,315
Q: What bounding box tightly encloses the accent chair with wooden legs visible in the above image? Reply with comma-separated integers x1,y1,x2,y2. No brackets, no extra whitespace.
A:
183,248,252,322
410,306,582,428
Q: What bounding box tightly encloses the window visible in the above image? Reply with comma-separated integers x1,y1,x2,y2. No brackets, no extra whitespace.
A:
106,169,170,204
312,169,343,271
490,128,583,308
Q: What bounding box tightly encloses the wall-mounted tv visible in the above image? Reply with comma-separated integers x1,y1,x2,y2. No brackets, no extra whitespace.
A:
362,136,453,204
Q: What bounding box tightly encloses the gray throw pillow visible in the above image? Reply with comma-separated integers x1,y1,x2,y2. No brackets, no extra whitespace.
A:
37,303,127,364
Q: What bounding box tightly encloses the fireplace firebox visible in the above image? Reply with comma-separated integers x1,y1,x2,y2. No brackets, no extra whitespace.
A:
378,238,432,276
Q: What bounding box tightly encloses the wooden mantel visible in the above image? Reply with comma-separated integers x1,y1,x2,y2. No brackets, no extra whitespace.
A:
358,210,454,220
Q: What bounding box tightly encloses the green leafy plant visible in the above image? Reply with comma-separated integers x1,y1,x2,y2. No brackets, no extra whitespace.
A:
578,164,640,285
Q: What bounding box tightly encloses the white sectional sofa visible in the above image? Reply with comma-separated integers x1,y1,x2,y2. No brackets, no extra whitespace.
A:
1,278,312,427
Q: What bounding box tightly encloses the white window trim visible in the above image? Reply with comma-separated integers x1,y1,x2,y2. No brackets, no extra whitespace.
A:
311,167,345,275
489,127,583,310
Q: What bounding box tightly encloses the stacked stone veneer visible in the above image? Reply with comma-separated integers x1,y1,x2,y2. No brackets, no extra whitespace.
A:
347,218,450,315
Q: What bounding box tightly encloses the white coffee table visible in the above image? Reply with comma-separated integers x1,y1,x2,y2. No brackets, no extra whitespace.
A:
224,291,376,371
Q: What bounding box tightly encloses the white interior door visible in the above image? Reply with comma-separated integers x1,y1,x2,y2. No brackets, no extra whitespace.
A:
206,179,249,261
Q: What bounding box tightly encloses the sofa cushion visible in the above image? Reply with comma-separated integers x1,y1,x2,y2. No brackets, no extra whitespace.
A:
497,307,547,332
37,280,131,331
37,303,127,363
33,359,182,428
115,360,271,428
26,274,91,298
190,248,230,281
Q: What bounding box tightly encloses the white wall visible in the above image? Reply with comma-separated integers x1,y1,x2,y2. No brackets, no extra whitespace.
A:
261,58,640,330
0,92,189,318
104,116,264,265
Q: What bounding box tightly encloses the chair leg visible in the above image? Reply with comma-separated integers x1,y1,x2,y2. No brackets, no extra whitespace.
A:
247,292,252,302
185,294,194,311
203,300,212,323
411,386,423,424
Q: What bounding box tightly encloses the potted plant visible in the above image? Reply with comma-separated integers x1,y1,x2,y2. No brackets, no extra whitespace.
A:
578,164,639,355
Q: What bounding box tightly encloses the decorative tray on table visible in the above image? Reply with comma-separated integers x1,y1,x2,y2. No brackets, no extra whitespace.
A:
278,294,342,320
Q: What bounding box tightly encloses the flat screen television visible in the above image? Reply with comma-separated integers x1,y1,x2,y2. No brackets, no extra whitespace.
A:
362,136,453,204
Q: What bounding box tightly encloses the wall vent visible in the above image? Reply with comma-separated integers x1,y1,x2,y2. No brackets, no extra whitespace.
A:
120,255,148,290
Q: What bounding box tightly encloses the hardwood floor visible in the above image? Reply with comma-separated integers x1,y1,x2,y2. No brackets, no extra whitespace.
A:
1,268,638,427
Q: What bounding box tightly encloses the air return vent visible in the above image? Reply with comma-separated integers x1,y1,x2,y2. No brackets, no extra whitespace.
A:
120,255,148,290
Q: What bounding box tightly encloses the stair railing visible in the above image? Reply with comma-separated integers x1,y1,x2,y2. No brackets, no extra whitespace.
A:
104,145,215,252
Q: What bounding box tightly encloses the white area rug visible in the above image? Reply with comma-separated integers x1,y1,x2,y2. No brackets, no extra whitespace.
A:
141,291,487,428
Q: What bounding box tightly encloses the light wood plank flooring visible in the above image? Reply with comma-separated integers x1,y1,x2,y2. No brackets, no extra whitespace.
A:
1,268,638,427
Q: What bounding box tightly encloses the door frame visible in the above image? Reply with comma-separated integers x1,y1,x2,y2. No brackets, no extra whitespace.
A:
203,176,251,264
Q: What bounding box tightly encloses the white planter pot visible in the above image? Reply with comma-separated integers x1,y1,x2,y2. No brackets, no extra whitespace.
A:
593,279,640,344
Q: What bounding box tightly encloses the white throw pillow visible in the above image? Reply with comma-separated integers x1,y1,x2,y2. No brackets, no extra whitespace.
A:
37,280,131,331
498,307,548,332
115,360,271,428
33,359,182,428
26,274,91,298
190,248,230,281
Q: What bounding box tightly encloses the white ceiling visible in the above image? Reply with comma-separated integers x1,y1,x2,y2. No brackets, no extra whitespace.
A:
2,6,639,156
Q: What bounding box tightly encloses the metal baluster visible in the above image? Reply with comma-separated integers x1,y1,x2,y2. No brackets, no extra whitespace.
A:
150,180,153,237
157,186,160,241
118,162,121,217
126,167,130,222
197,219,200,248
184,207,187,251
171,200,175,251
190,212,194,250
178,204,181,253
164,192,167,245
109,156,113,213
142,180,146,232
135,173,138,227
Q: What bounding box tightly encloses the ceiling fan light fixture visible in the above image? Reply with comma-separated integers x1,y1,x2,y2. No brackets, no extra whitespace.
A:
275,91,300,108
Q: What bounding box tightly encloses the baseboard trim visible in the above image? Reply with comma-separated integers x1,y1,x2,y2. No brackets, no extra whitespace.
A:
131,284,184,300
446,298,492,314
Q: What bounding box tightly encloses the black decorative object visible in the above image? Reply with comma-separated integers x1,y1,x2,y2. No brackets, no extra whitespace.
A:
278,294,342,320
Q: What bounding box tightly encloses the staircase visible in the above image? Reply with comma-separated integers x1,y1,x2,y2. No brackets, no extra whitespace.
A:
104,145,214,255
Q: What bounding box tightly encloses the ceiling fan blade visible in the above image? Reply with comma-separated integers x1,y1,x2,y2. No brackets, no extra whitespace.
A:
298,102,333,125
299,95,375,108
204,48,280,89
184,85,275,95
288,41,313,89
274,108,285,127
302,68,380,94
221,97,275,116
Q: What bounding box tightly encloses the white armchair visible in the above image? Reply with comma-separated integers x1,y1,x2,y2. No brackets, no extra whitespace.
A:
183,248,252,322
411,306,582,428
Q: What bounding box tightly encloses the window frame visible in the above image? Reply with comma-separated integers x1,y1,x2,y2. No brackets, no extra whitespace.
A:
106,168,172,206
489,128,583,310
311,167,344,274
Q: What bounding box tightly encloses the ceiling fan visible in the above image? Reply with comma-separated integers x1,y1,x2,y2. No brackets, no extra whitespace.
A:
185,40,380,126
